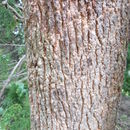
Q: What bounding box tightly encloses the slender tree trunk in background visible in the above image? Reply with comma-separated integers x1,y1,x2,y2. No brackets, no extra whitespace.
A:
23,0,129,130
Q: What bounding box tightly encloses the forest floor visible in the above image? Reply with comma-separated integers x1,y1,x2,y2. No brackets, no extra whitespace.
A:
116,95,130,130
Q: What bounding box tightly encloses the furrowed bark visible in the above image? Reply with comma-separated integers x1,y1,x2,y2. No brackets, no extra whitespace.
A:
23,0,129,130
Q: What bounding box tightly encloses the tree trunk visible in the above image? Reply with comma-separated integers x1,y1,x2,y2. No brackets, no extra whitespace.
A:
23,0,129,130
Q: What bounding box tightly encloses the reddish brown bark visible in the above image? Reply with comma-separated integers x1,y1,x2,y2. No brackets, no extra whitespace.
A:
23,0,129,130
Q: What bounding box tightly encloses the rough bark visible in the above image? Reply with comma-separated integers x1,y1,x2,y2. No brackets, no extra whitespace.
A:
23,0,129,130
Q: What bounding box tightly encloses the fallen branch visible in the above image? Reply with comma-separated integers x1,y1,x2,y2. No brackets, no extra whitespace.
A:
0,44,25,47
15,4,23,11
7,3,24,20
12,72,27,79
18,76,27,83
1,0,24,22
0,55,26,98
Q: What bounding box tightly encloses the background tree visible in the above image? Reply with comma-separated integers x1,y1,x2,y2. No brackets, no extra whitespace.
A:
23,0,129,130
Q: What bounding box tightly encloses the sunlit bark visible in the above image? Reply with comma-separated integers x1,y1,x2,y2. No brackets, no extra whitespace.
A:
23,0,129,130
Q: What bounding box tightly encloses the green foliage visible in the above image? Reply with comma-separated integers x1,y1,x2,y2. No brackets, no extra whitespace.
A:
18,46,26,56
122,43,130,96
2,82,28,107
0,107,4,116
0,49,11,80
0,5,16,41
0,103,30,130
0,82,30,130
0,104,22,130
0,1,30,129
8,0,16,6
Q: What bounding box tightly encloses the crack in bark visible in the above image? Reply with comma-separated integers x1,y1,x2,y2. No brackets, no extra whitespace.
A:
78,80,84,130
